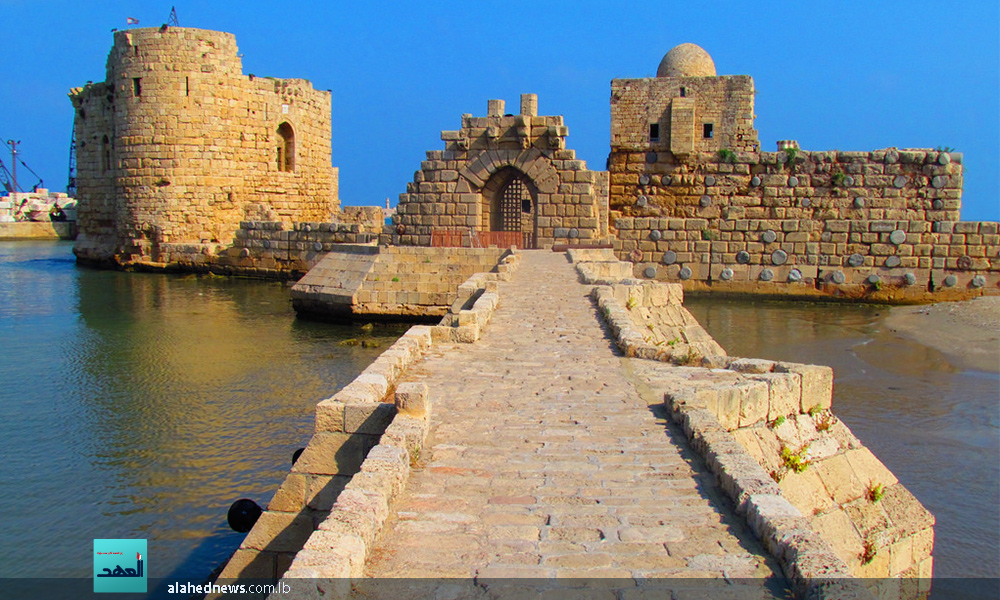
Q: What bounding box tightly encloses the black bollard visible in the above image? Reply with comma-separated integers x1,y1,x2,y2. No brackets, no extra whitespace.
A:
227,499,262,533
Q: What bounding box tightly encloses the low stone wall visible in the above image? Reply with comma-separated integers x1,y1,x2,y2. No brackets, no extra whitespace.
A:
0,221,77,240
111,220,377,277
292,246,509,319
338,206,385,232
610,150,998,302
591,281,726,364
430,252,521,342
592,275,933,598
214,325,434,585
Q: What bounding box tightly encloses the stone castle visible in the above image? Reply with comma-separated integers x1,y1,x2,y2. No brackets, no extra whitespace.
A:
70,29,998,302
69,27,338,267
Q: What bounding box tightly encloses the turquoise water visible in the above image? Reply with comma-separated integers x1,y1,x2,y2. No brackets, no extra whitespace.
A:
0,241,406,584
686,297,1000,580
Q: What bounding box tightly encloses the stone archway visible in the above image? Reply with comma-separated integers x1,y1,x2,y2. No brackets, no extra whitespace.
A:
481,166,537,248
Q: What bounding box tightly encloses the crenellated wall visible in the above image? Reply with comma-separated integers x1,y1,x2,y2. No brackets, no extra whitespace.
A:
69,27,338,268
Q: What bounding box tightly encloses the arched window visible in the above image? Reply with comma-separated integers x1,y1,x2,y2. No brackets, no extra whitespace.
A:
276,122,294,172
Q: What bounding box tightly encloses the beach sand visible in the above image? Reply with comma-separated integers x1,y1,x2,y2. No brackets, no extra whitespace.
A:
882,296,1000,373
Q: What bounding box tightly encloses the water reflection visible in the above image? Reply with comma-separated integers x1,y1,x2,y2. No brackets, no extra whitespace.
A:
686,297,1000,579
0,241,406,583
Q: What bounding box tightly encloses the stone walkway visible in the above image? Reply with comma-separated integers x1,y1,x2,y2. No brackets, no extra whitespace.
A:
362,251,788,597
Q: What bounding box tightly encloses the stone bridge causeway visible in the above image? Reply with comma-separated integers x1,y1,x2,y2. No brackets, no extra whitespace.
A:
219,249,932,600
364,252,783,589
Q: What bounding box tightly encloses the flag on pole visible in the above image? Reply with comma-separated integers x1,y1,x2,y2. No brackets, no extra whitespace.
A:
127,17,139,25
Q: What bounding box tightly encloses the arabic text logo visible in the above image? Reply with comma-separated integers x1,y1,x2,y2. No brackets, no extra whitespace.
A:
93,539,147,593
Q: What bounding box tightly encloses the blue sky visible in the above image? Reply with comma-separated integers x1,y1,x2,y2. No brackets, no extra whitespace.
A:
3,1,998,221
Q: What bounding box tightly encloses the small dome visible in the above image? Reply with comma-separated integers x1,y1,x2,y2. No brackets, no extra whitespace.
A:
656,43,716,77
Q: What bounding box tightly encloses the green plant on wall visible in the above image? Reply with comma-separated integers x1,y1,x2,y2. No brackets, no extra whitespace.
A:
780,445,810,473
782,147,798,168
935,146,955,153
861,540,878,565
867,482,885,503
831,171,847,186
718,148,736,163
701,229,716,241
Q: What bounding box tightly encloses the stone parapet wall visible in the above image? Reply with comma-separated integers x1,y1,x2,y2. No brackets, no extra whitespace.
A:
338,206,385,232
431,252,521,343
606,149,998,301
591,281,726,364
122,220,376,278
215,325,434,586
666,359,934,599
0,221,77,240
593,275,934,597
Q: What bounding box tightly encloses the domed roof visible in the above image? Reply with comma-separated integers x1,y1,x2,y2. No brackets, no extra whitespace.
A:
656,43,716,77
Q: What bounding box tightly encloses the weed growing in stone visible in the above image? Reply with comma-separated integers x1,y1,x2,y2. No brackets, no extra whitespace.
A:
718,148,736,163
815,411,838,432
626,297,638,310
867,482,885,503
783,147,799,166
392,277,400,282
780,445,810,473
808,404,823,417
770,415,786,428
861,540,878,565
831,171,847,186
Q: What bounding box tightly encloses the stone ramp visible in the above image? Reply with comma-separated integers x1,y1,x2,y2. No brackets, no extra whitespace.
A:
362,251,787,595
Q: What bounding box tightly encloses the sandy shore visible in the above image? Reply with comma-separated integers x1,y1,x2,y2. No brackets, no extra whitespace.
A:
882,296,1000,373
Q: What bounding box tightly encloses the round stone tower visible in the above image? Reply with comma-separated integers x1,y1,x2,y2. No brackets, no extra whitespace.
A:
105,27,246,260
70,26,338,267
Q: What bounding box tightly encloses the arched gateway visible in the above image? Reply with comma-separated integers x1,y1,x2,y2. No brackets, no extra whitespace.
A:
483,167,536,248
392,94,609,249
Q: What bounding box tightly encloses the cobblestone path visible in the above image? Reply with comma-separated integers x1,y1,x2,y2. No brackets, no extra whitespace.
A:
363,251,787,596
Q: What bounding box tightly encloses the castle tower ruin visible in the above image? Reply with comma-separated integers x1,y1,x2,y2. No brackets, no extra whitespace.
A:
69,27,339,267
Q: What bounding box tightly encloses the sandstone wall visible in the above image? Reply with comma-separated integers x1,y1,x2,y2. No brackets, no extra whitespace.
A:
69,27,338,268
391,96,607,248
607,149,998,300
611,76,758,155
291,246,508,319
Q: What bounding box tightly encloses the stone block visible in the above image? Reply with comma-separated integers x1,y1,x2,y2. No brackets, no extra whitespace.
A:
843,447,898,489
779,468,834,516
754,372,801,421
739,379,770,428
292,432,368,476
241,510,315,552
394,381,429,416
811,508,863,567
813,453,865,505
888,535,913,576
727,358,775,373
344,402,396,435
268,473,308,512
774,362,833,412
306,474,349,510
314,398,345,433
